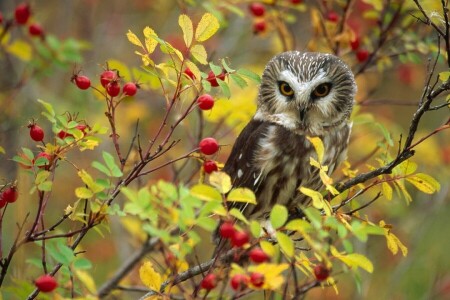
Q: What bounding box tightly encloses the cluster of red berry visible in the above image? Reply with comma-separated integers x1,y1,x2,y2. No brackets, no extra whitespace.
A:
0,3,44,38
198,137,220,174
350,35,370,63
71,68,139,97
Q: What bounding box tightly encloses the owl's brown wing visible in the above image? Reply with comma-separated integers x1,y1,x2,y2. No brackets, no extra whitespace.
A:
222,119,270,193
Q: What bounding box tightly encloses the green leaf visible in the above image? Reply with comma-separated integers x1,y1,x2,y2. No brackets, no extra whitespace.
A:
250,220,261,238
195,13,220,42
102,151,123,177
38,99,55,117
38,181,53,192
227,188,256,204
276,232,294,257
73,258,93,270
229,208,249,224
217,79,231,98
190,44,207,65
221,58,235,73
190,184,222,202
230,74,247,89
406,173,441,194
236,68,261,83
196,217,217,231
92,161,111,177
270,204,288,229
209,62,222,75
22,147,35,160
178,14,194,48
439,71,450,82
35,170,50,185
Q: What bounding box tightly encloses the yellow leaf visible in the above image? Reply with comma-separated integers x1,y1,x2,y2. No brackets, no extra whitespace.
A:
299,187,332,216
260,240,276,257
75,269,97,294
126,30,144,48
276,232,294,257
227,188,256,204
229,208,249,224
209,171,232,194
160,41,183,62
190,184,222,202
247,263,289,290
140,261,162,291
6,39,32,61
307,136,324,163
184,60,201,80
380,221,408,256
178,14,194,48
396,160,417,175
406,173,440,194
190,44,208,65
331,247,373,273
0,146,5,154
395,181,412,203
75,187,93,199
195,13,220,42
382,182,393,200
143,26,158,54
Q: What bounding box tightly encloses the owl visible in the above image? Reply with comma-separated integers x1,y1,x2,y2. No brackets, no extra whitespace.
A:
223,51,356,219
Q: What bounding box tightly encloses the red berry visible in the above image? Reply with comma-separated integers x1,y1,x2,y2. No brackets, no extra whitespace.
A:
253,20,266,34
35,152,51,169
231,230,250,248
197,94,214,110
57,130,72,139
356,49,370,62
249,3,265,17
249,248,270,263
250,272,264,288
72,75,91,90
35,274,58,293
203,160,218,174
123,82,138,96
29,23,44,37
230,274,249,291
290,0,303,4
217,71,226,81
199,137,219,155
200,273,217,290
326,11,339,23
313,264,330,281
219,221,236,239
350,36,360,50
76,124,88,134
28,124,44,142
14,3,31,25
206,71,219,87
0,12,3,24
184,68,196,80
100,70,118,88
106,81,121,97
2,187,18,203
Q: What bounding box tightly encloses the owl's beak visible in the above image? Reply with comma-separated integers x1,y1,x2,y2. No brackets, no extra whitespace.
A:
299,107,307,122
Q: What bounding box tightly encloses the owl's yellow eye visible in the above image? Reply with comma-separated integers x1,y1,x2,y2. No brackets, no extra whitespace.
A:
312,83,331,98
278,81,294,97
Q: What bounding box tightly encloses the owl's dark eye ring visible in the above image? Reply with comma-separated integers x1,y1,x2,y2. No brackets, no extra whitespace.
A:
278,81,294,97
312,83,332,98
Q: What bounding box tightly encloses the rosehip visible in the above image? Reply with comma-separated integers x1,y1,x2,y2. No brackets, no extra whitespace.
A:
0,12,3,24
72,75,91,90
326,11,339,23
249,3,265,17
123,82,138,96
29,23,44,37
313,264,330,281
14,3,31,25
199,137,219,155
231,230,250,247
106,81,121,97
250,272,264,288
356,49,370,62
57,130,71,139
203,160,218,174
76,124,88,134
100,70,118,87
184,68,196,80
219,221,236,239
35,152,51,169
29,124,44,142
34,274,58,293
206,70,219,87
253,20,266,34
249,248,269,263
2,187,18,203
350,36,360,50
217,71,226,81
200,273,217,290
290,0,303,4
230,274,249,291
197,94,214,110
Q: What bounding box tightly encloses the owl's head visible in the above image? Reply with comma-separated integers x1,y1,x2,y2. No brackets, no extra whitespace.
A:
255,51,356,135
